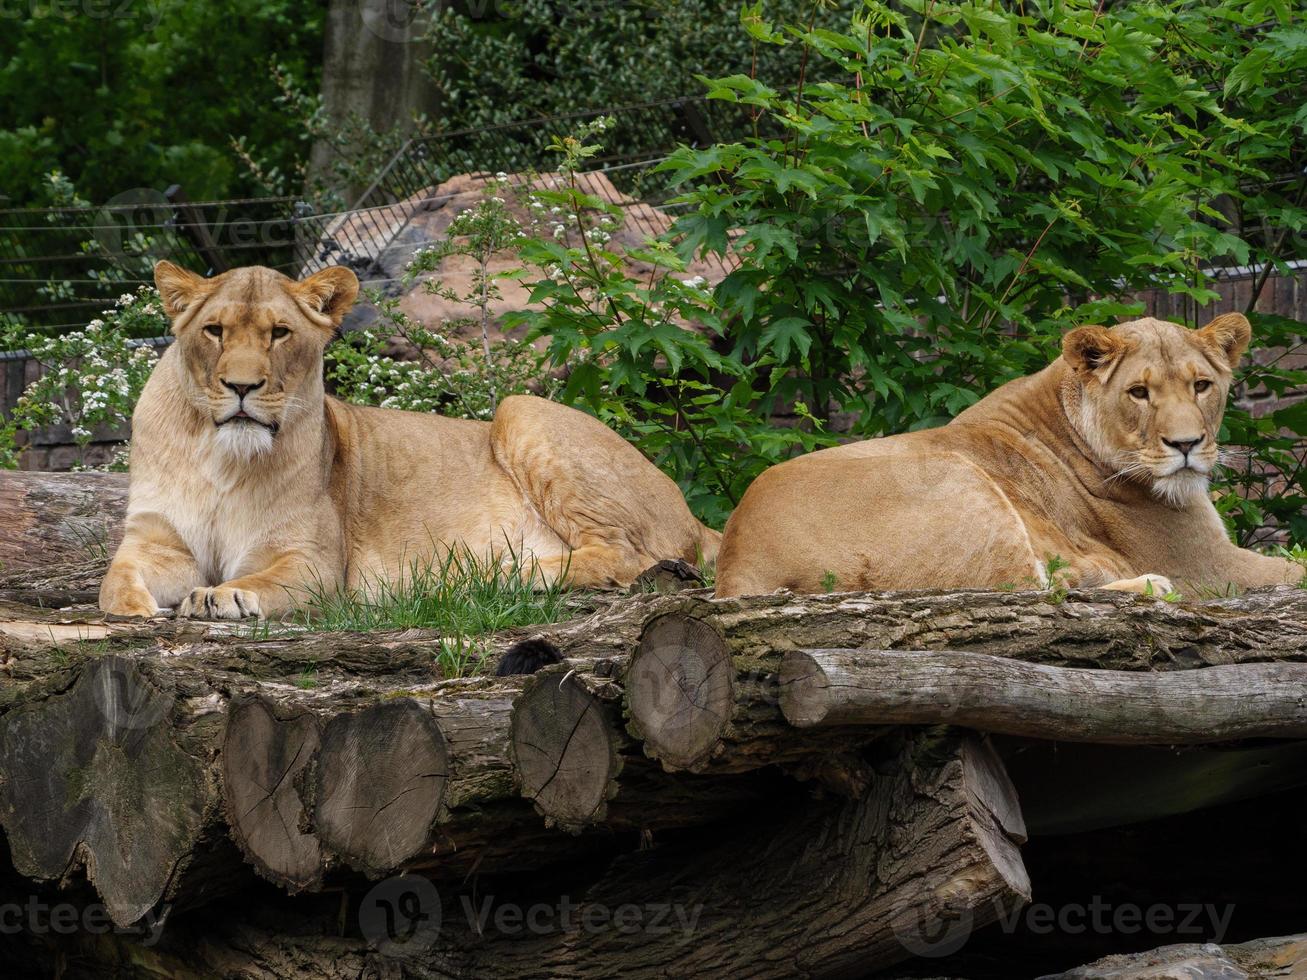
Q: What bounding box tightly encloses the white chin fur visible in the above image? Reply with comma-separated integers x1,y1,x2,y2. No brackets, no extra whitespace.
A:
214,422,275,459
1150,469,1208,507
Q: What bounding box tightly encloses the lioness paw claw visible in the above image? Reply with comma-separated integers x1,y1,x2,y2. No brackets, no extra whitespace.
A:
177,586,262,620
1103,573,1174,597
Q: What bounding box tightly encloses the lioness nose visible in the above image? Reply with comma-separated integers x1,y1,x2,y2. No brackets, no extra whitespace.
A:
1163,436,1203,456
221,379,266,399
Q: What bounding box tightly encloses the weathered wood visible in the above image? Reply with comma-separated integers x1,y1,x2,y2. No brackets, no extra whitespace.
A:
16,730,1031,980
511,664,626,831
779,649,1307,743
0,470,126,578
221,695,327,893
625,587,1307,774
510,659,782,834
412,731,1031,978
0,654,218,927
625,611,877,776
312,698,448,876
0,605,773,921
1043,932,1307,979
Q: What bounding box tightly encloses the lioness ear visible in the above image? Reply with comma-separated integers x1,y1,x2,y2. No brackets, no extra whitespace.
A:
1195,312,1251,368
295,266,359,326
1062,325,1126,373
154,260,209,319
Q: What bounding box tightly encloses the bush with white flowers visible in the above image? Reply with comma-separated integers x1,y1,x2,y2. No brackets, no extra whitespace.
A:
0,289,166,469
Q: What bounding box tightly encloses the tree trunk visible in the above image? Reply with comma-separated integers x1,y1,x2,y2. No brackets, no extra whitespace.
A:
779,648,1307,743
310,0,442,206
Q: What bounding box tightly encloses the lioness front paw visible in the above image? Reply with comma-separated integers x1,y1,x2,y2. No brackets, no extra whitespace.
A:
1103,573,1174,597
101,588,162,618
177,586,262,620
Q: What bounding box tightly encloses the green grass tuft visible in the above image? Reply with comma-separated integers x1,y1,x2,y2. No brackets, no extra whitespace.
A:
294,547,577,675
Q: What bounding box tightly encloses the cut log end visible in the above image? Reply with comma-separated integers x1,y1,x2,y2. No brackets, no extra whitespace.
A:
625,614,734,771
776,650,831,727
312,699,448,876
0,655,206,927
222,697,324,893
511,669,623,832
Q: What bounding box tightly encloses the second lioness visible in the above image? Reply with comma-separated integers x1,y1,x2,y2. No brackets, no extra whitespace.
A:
716,312,1301,598
100,262,719,620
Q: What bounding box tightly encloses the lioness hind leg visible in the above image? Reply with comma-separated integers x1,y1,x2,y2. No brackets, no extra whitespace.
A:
530,544,647,591
490,395,713,586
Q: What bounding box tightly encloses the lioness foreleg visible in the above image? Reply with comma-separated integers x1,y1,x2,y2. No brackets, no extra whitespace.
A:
99,513,202,617
176,551,326,620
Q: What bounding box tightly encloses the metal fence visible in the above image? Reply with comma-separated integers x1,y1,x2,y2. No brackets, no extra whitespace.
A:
0,192,309,333
305,96,741,286
0,97,742,334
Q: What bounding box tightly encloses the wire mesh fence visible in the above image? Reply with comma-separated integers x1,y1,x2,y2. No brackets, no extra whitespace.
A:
0,97,745,335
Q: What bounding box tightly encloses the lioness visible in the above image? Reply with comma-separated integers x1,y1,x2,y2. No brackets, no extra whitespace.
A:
99,262,719,620
716,313,1302,597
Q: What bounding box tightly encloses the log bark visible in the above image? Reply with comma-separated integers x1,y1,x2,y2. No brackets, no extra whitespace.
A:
467,731,1028,980
0,603,777,923
779,649,1307,744
0,471,127,571
624,588,1307,775
0,632,560,921
1042,932,1307,979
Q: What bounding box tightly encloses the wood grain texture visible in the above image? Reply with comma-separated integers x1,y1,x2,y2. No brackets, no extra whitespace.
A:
779,648,1307,743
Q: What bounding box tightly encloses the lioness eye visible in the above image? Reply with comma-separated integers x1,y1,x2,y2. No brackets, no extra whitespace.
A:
1128,385,1149,400
1194,379,1212,393
204,324,222,339
272,326,291,340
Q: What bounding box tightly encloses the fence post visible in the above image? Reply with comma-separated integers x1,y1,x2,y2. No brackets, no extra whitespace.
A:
681,100,715,148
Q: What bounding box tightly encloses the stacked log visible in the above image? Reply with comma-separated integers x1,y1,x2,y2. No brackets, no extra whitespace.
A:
3,471,1307,978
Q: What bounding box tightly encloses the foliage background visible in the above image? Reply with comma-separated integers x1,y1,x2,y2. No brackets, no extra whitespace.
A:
0,0,1304,554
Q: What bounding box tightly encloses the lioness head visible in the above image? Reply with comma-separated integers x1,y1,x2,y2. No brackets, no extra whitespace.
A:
154,261,359,457
1061,312,1251,505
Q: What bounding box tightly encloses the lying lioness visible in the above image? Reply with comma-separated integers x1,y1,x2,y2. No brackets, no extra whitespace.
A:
716,313,1301,597
99,262,719,619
